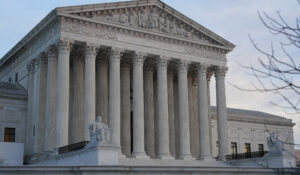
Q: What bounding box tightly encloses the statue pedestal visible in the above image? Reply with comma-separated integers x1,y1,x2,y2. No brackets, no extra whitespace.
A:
28,143,119,166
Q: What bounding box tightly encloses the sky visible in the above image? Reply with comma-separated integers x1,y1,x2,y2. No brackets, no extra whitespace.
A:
0,0,299,145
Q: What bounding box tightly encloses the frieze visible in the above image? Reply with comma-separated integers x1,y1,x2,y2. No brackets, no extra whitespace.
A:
71,6,222,46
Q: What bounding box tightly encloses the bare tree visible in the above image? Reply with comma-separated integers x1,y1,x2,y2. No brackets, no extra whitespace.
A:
235,0,300,114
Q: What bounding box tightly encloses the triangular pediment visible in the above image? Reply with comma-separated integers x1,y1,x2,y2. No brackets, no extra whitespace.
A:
56,0,235,50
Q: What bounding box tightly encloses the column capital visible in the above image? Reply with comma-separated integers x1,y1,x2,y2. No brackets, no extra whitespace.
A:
197,63,208,74
177,60,190,73
157,56,169,68
27,59,35,73
47,45,58,62
110,48,124,62
58,38,73,52
215,66,228,78
85,43,99,59
133,52,146,65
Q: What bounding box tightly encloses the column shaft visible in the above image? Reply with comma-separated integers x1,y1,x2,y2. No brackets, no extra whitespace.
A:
70,55,84,144
197,64,212,160
55,40,71,148
156,57,172,159
167,71,176,157
109,49,122,147
144,66,155,157
132,53,148,158
25,60,35,155
32,56,47,153
44,46,58,152
121,64,131,156
177,61,192,159
96,60,108,124
215,67,229,161
83,44,97,141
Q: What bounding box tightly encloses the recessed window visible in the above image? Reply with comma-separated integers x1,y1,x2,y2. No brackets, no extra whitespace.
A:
231,142,237,155
245,143,251,158
258,144,264,153
4,127,15,142
216,141,219,154
8,78,12,82
15,73,18,82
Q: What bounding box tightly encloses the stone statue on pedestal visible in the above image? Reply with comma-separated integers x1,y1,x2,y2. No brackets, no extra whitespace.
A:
89,116,111,143
267,132,283,153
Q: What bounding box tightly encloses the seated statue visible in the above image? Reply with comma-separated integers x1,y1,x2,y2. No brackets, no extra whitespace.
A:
89,116,111,143
267,132,283,153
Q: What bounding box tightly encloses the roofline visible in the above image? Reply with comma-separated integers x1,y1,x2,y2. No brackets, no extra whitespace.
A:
0,9,58,68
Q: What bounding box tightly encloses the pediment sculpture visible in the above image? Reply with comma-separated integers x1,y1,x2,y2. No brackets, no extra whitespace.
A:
71,6,222,46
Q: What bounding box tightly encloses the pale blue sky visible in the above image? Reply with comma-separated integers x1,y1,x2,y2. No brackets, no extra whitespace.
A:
1,0,299,144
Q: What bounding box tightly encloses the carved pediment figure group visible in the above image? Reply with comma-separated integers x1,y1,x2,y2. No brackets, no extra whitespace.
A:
88,7,205,41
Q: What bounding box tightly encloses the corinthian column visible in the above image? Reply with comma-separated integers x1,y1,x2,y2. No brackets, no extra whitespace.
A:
55,39,72,149
83,43,97,141
197,64,212,160
215,66,229,161
132,52,148,158
44,45,58,152
109,48,122,148
156,56,173,159
177,60,192,160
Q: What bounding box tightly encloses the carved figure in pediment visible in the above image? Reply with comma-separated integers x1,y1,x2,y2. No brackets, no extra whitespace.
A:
158,13,168,33
149,9,159,30
139,9,149,28
129,11,138,27
105,11,115,22
177,23,186,37
169,19,177,34
119,11,129,25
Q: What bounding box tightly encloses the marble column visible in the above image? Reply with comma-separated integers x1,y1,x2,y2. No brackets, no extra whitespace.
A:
83,43,97,141
32,55,47,153
96,57,109,124
156,56,172,159
44,45,58,152
177,60,192,159
197,64,212,160
215,66,229,161
109,48,122,148
55,39,71,149
144,65,155,157
69,52,84,144
207,71,214,155
121,63,131,156
167,71,176,157
25,60,35,155
132,52,148,158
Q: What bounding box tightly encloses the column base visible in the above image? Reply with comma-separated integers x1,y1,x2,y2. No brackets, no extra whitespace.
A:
157,154,175,160
217,155,226,161
131,152,150,159
197,155,214,161
178,154,193,160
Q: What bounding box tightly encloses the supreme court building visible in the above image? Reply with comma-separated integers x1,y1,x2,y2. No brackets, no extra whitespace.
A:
0,0,295,171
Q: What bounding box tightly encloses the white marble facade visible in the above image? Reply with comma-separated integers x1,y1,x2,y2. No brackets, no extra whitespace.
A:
0,0,294,163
